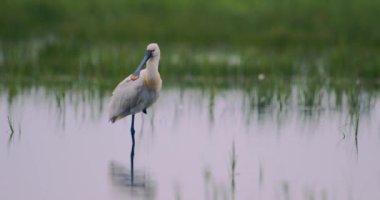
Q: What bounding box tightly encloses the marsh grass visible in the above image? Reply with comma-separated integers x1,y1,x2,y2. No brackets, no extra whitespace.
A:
7,116,15,144
1,0,379,85
1,42,379,83
1,76,376,154
230,142,237,199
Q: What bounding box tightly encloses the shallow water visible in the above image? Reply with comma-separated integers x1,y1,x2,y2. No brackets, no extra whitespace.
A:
1,85,380,200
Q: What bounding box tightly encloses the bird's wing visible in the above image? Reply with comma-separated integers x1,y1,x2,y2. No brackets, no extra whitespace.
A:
112,75,133,95
109,70,146,120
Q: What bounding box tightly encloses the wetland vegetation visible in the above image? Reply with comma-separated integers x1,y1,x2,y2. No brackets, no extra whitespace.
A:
1,0,380,84
1,0,380,199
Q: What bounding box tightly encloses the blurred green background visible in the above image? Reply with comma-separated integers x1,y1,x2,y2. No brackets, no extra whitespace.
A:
0,0,379,85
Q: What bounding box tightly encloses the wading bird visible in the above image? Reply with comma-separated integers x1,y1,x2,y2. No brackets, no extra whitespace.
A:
109,43,162,161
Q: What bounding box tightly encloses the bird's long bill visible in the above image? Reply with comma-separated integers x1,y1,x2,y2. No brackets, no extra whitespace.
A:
132,51,152,77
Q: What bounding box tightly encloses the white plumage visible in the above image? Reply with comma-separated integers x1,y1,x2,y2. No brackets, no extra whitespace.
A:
109,43,162,123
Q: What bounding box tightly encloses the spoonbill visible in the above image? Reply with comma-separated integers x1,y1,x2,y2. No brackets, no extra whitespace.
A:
109,43,162,157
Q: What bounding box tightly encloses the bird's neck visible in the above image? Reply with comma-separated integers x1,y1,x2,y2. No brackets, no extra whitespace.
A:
146,56,160,79
144,56,161,89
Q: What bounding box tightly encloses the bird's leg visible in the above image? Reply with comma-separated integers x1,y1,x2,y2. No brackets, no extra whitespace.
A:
130,114,135,184
143,109,147,114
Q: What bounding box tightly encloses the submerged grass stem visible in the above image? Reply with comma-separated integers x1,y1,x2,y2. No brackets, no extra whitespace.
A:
7,116,15,144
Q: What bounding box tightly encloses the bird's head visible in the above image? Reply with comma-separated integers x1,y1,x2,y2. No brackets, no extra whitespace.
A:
146,43,160,58
131,43,160,80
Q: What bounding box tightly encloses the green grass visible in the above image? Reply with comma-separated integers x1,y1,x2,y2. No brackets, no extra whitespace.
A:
0,0,379,83
0,0,380,46
1,42,379,82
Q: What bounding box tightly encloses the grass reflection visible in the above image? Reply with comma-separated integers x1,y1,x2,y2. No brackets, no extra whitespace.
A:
0,76,378,155
1,77,378,124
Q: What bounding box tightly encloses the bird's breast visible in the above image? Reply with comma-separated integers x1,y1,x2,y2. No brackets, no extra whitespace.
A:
143,74,162,90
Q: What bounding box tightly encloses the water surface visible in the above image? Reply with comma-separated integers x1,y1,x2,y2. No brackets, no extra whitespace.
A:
1,84,380,200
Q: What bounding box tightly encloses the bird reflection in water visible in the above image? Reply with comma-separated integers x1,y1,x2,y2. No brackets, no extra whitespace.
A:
109,147,156,199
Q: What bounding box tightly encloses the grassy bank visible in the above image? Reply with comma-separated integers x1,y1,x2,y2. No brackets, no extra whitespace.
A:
1,0,379,82
1,42,380,82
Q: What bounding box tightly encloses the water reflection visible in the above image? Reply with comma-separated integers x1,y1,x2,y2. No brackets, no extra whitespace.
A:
109,115,156,199
109,161,156,199
0,81,380,200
